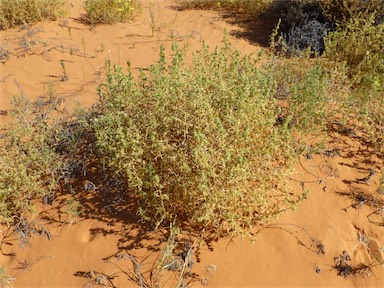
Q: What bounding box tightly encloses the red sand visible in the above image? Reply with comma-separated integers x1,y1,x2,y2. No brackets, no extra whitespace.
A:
1,1,383,287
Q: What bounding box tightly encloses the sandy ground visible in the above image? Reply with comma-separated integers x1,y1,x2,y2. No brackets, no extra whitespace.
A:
0,1,383,287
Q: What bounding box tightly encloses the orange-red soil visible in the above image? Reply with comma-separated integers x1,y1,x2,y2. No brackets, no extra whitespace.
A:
1,1,383,287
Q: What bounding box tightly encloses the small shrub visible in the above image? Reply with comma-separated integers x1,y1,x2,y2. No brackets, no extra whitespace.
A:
84,0,141,25
264,58,328,137
324,14,384,91
0,93,79,224
323,14,384,152
0,0,66,30
85,37,321,236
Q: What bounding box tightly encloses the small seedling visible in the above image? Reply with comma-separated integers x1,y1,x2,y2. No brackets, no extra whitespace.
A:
0,46,11,63
60,60,69,82
201,264,216,286
65,197,82,224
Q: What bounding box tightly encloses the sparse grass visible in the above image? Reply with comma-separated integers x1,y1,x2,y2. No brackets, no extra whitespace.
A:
0,0,66,30
178,0,273,17
321,0,384,26
151,225,196,287
84,0,141,26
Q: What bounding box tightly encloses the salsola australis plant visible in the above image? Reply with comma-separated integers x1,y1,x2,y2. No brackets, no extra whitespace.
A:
87,36,305,236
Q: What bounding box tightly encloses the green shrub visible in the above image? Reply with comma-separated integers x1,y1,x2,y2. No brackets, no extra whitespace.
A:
0,0,66,30
323,14,383,152
84,0,141,25
0,94,77,224
85,38,319,235
324,14,384,91
321,0,384,26
266,59,328,136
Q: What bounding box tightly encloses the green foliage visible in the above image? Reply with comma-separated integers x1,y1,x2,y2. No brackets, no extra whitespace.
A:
0,93,77,224
323,14,384,152
324,14,384,92
0,46,10,63
266,59,328,135
84,0,141,25
65,197,82,224
0,0,66,30
321,0,384,26
87,38,321,235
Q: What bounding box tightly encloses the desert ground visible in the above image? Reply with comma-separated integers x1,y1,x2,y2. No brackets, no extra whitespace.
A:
0,0,383,287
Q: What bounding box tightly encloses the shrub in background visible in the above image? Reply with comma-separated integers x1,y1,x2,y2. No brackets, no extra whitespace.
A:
282,19,332,55
264,57,328,138
178,0,274,18
84,0,141,25
323,13,383,153
0,0,66,30
324,14,384,91
321,0,384,26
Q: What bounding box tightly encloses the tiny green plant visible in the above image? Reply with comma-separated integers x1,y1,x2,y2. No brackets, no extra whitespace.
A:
0,46,11,63
65,197,82,224
60,60,68,82
84,0,141,26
